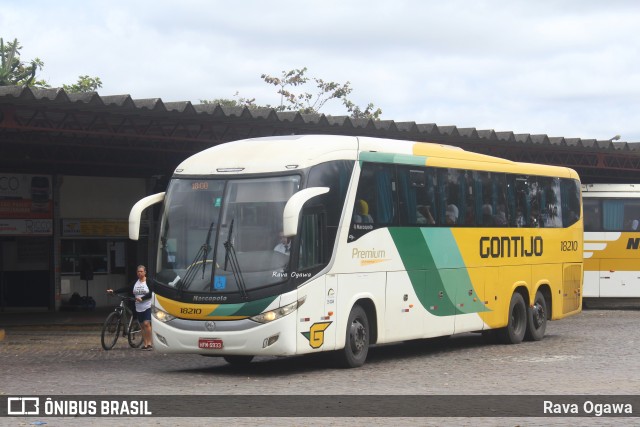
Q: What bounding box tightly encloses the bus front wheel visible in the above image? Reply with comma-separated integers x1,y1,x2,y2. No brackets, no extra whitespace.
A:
499,292,527,344
336,305,370,368
525,291,547,341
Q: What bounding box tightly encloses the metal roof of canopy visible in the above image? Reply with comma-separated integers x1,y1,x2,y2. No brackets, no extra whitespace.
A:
0,86,638,184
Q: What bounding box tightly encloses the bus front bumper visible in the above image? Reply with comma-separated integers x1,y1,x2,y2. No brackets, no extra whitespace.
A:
151,313,297,356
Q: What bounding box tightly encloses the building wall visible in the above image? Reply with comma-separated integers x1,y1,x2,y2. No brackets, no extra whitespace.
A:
61,176,146,218
59,176,148,308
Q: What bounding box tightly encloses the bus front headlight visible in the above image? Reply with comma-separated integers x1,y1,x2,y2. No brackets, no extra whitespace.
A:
152,306,176,323
250,296,306,324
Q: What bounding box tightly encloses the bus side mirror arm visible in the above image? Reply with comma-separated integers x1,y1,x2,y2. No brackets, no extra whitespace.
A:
129,192,165,240
282,187,329,237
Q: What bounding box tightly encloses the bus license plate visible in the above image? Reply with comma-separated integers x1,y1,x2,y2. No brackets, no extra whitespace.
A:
198,338,223,349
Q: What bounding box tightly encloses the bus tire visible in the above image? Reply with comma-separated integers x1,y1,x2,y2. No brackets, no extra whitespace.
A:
498,292,527,344
336,305,370,368
223,355,254,365
525,291,547,341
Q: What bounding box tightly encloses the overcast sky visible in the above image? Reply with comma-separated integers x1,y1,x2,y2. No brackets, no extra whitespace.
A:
3,1,639,141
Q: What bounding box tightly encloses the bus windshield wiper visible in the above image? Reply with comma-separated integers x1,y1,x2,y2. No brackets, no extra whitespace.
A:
223,219,249,300
178,221,215,290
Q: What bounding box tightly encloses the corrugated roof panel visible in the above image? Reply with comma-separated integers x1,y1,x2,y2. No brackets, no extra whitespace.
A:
100,95,135,108
495,131,515,142
164,101,196,114
458,128,478,138
275,111,300,122
476,129,496,139
530,134,549,144
416,123,438,134
514,134,532,143
0,86,636,151
133,98,165,111
438,126,459,136
395,121,418,133
374,120,397,132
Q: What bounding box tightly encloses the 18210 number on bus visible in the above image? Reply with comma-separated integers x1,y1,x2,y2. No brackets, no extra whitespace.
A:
560,240,578,251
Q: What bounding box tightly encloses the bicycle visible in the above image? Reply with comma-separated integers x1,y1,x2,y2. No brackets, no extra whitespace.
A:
101,294,143,350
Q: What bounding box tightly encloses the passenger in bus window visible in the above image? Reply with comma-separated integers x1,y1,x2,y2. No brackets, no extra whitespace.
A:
274,232,291,254
494,205,507,226
530,209,540,228
353,199,374,223
516,208,525,227
445,204,458,225
417,205,436,225
481,204,495,226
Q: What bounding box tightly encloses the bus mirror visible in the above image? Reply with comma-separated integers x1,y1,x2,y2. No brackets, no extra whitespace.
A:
282,187,329,237
129,192,165,240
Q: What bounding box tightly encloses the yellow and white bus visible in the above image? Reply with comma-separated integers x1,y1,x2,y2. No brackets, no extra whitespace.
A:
583,184,640,299
129,135,583,368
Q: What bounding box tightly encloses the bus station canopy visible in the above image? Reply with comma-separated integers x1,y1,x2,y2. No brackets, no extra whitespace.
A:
1,86,638,184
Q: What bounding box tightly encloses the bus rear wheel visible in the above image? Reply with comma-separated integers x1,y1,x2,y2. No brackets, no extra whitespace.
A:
525,291,547,341
499,292,527,344
223,355,254,365
336,305,370,368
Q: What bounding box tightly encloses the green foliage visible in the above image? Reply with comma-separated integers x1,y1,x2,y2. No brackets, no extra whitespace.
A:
199,91,257,109
1,37,102,92
62,75,103,93
201,68,382,120
0,38,48,87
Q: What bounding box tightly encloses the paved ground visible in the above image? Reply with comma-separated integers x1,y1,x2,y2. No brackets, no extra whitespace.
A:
0,307,639,426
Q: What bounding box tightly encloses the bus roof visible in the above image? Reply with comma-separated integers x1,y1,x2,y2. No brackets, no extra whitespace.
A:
173,135,579,179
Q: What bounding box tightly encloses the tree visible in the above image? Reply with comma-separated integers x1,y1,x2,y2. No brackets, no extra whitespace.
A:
0,38,48,87
62,75,103,93
200,91,257,109
1,37,102,91
202,67,382,120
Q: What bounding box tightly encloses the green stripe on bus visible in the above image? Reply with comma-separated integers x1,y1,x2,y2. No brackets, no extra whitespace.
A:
421,228,487,314
207,295,278,317
389,228,456,315
389,228,487,316
359,152,427,166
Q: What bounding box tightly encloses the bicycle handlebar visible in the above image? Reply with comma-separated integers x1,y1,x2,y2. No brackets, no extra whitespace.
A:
108,293,137,302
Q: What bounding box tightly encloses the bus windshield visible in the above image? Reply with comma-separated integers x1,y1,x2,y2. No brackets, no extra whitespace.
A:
156,175,301,295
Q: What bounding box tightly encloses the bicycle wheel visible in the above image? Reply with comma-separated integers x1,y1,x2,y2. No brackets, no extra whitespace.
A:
101,312,122,350
128,318,143,348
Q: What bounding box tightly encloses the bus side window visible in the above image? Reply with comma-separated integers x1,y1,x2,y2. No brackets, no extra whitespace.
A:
437,168,463,226
398,167,438,226
583,199,601,231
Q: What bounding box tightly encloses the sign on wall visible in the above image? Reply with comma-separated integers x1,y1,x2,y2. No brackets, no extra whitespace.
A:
0,174,52,219
62,219,128,237
0,219,53,236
